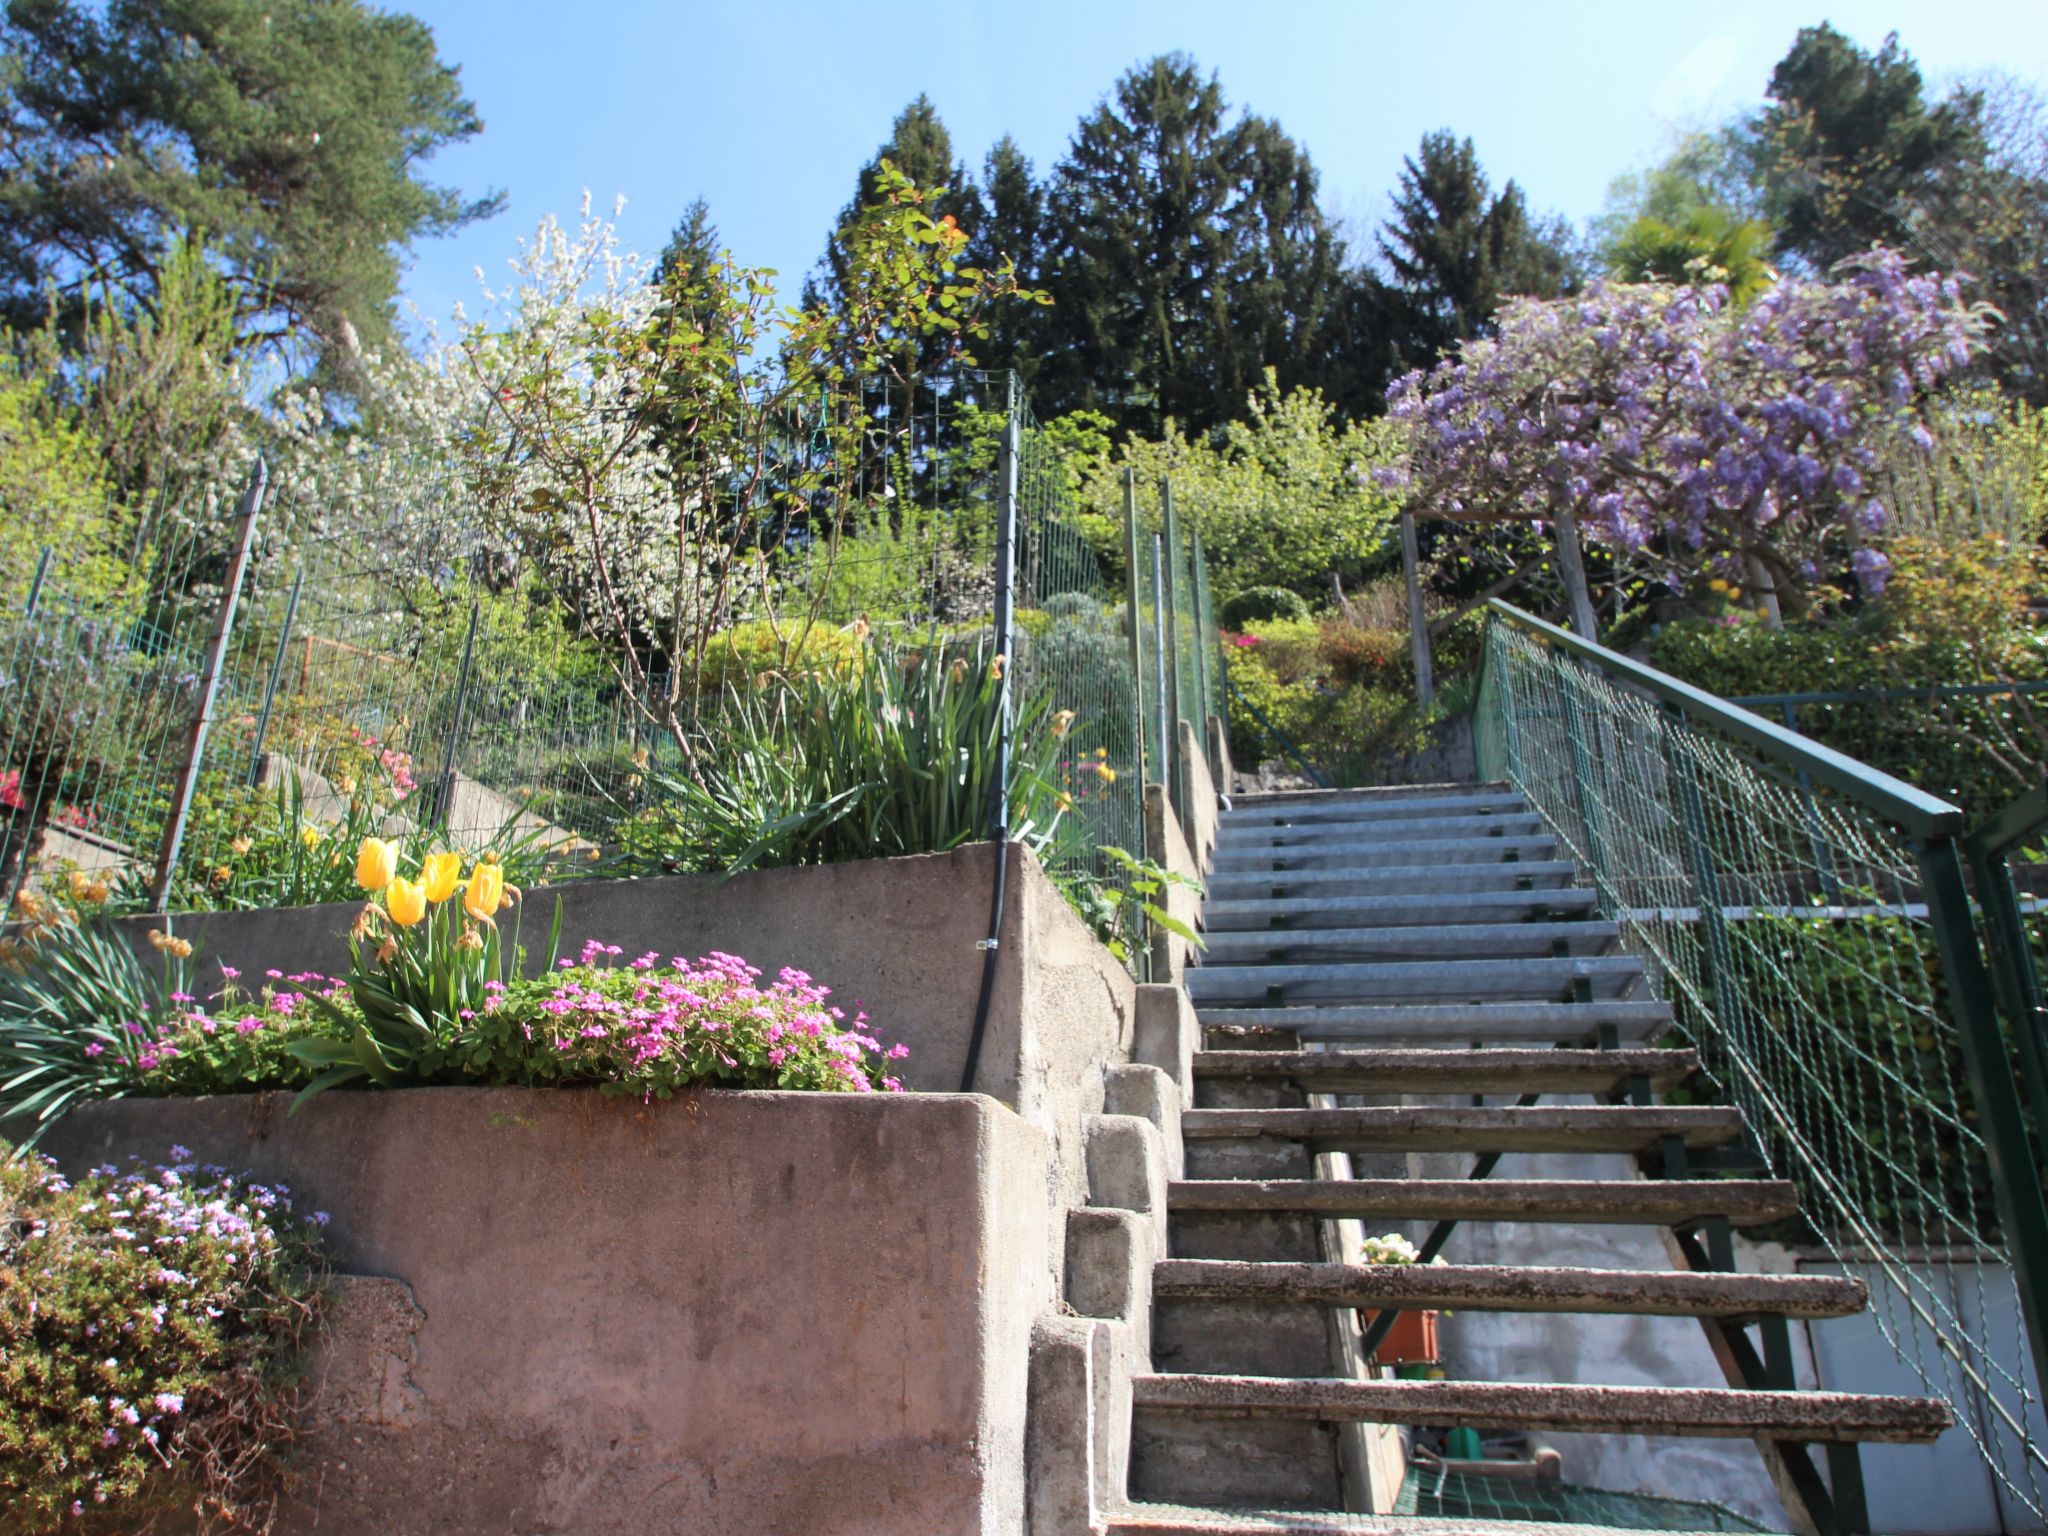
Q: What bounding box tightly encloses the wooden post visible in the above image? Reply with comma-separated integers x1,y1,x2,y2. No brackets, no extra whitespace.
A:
1745,549,1784,630
149,462,267,911
1553,505,1599,642
1400,511,1433,710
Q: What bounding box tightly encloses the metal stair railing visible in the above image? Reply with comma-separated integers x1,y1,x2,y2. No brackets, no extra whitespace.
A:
1476,598,2048,1525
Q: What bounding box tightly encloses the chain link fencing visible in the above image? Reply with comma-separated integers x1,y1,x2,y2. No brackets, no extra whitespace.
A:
1476,603,2048,1526
0,371,1225,979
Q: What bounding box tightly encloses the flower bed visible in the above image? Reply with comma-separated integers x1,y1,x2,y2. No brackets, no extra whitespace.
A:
1,841,909,1151
0,1148,324,1531
137,944,907,1101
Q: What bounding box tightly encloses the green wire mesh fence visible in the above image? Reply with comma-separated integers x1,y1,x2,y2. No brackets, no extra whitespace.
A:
1007,391,1147,936
1475,604,2048,1526
0,371,1226,978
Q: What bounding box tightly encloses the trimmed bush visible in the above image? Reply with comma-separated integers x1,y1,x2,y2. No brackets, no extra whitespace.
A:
1219,586,1310,629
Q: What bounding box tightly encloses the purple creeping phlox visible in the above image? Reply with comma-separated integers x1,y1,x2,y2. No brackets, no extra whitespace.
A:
515,944,911,1096
0,1148,325,1525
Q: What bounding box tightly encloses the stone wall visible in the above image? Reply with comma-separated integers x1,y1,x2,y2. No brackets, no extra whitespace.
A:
45,1089,1052,1536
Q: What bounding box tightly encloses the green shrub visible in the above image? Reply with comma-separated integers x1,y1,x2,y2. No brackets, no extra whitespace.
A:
1220,586,1310,629
0,1148,324,1530
1647,537,2048,816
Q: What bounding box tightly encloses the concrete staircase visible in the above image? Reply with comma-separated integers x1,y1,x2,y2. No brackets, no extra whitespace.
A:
1108,781,1953,1535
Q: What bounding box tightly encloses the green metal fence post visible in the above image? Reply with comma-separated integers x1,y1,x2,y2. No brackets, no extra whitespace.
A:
1149,532,1171,794
22,547,52,619
245,565,306,786
1186,529,1213,777
1963,778,2048,1132
1915,833,2048,1404
1159,478,1186,823
1122,469,1150,794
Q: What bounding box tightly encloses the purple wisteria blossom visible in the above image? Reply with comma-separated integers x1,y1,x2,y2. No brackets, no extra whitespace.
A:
1382,249,1995,602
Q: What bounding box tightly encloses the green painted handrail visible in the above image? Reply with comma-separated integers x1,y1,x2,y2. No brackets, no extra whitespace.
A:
1487,600,1964,839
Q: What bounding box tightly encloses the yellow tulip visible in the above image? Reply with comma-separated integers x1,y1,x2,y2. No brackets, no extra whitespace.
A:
355,837,399,892
421,850,463,904
463,861,505,922
384,876,427,927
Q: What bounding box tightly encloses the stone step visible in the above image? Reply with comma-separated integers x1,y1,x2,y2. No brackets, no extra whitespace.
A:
1193,1046,1698,1094
1153,1261,1866,1320
1187,956,1647,1006
1199,921,1621,966
1108,1507,1736,1536
1201,887,1600,933
1179,1104,1743,1155
1205,863,1580,900
1211,834,1559,871
1197,999,1675,1044
1216,811,1546,848
1130,1375,1954,1444
1223,785,1519,818
1168,1178,1800,1228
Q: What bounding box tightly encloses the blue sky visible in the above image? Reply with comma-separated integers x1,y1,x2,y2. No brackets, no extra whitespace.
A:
392,1,2048,336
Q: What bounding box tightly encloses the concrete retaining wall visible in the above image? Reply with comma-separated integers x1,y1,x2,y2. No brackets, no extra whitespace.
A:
120,843,1133,1230
44,1088,1054,1536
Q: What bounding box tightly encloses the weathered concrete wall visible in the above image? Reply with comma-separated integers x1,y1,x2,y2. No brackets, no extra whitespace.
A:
44,1088,1054,1536
118,842,1128,1111
111,841,1133,1302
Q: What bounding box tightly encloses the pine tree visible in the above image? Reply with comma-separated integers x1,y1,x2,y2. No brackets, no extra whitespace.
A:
1037,53,1342,436
0,0,498,368
808,95,985,316
1378,130,1576,371
1752,24,1986,270
965,136,1047,384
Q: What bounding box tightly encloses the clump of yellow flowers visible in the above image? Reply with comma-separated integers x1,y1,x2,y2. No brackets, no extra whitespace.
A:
352,838,516,932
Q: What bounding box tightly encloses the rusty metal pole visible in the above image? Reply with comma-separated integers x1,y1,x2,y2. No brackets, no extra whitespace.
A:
148,462,267,911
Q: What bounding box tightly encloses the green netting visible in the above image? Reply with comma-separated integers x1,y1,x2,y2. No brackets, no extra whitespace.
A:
1398,1463,1770,1533
1475,617,2048,1522
0,371,1226,978
1010,392,1151,967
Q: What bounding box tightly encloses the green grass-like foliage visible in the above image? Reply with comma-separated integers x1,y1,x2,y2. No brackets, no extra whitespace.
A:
616,634,1068,875
0,1148,324,1532
0,913,193,1149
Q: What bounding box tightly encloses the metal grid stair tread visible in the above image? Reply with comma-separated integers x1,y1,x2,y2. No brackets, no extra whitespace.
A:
1205,863,1581,896
1151,1260,1866,1319
1186,955,1648,1004
1166,1177,1799,1227
1223,782,1517,812
1130,1375,1954,1443
1201,888,1601,932
1179,1104,1743,1153
1217,812,1546,847
1212,835,1560,870
1195,1000,1675,1043
1199,921,1621,963
1191,1046,1697,1093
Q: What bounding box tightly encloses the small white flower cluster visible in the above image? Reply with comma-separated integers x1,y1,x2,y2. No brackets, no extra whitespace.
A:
1357,1231,1448,1266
